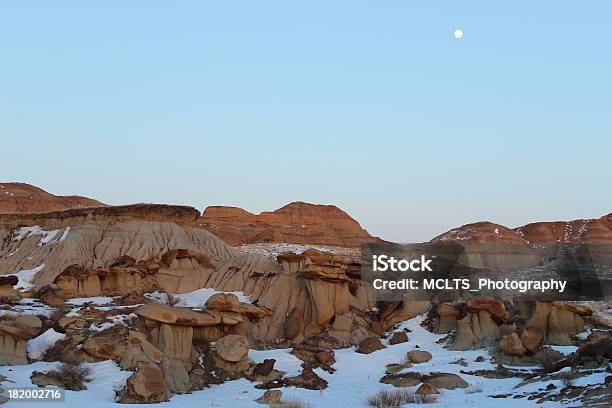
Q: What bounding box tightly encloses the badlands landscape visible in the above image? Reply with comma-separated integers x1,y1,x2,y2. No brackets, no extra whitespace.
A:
0,182,610,407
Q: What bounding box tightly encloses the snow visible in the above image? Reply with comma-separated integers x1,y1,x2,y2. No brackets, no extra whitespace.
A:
27,329,66,360
89,313,137,332
0,314,608,407
10,225,69,246
549,345,578,355
145,288,250,308
236,243,336,258
67,296,114,306
0,298,54,317
59,226,71,242
0,360,132,408
9,263,45,290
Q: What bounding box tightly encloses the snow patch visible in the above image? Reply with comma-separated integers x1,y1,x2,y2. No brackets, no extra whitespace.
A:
27,329,66,360
10,264,45,290
67,296,114,306
146,288,250,308
11,225,70,246
237,243,336,258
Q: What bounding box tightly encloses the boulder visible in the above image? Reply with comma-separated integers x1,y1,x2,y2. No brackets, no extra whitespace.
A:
253,359,275,376
416,382,440,395
356,336,385,354
83,326,128,360
258,367,328,390
315,350,335,366
388,331,408,345
422,372,469,389
380,372,422,387
291,344,334,366
215,334,249,362
575,332,612,365
0,315,42,340
406,350,432,364
467,297,508,322
135,304,221,327
30,366,87,391
205,293,242,313
256,390,283,405
385,362,412,374
121,361,170,403
58,316,86,331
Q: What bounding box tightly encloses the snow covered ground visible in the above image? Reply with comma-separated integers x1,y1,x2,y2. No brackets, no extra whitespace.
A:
1,315,607,407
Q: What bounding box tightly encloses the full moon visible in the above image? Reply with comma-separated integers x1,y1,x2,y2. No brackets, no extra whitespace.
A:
453,28,464,39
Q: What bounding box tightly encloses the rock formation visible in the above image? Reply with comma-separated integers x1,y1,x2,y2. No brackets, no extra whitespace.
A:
431,297,592,354
0,315,42,365
0,182,104,213
432,213,612,244
199,201,379,247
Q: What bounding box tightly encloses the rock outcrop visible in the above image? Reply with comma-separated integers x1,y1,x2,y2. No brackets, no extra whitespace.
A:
199,202,379,247
0,315,42,365
432,298,592,353
432,213,612,244
0,182,104,214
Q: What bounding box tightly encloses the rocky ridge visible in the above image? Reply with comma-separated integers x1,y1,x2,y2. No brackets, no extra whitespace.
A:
199,202,379,247
432,213,612,244
0,183,104,214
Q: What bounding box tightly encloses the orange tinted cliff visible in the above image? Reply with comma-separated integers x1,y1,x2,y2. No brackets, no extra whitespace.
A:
199,201,379,247
0,182,105,213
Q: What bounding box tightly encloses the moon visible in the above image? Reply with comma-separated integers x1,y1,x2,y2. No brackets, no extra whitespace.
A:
453,28,464,39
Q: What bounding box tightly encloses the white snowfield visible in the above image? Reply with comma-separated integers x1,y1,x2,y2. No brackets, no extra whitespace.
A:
0,315,608,407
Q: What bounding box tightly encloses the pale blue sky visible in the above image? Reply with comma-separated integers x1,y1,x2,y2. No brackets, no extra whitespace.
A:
1,1,611,242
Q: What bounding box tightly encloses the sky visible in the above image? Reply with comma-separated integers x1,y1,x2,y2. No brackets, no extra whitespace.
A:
1,1,611,243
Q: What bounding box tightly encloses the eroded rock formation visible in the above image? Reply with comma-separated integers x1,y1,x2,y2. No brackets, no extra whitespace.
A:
199,201,379,247
0,182,104,213
432,213,612,244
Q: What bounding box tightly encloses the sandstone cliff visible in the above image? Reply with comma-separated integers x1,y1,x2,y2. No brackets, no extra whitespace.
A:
0,182,105,213
199,201,378,247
